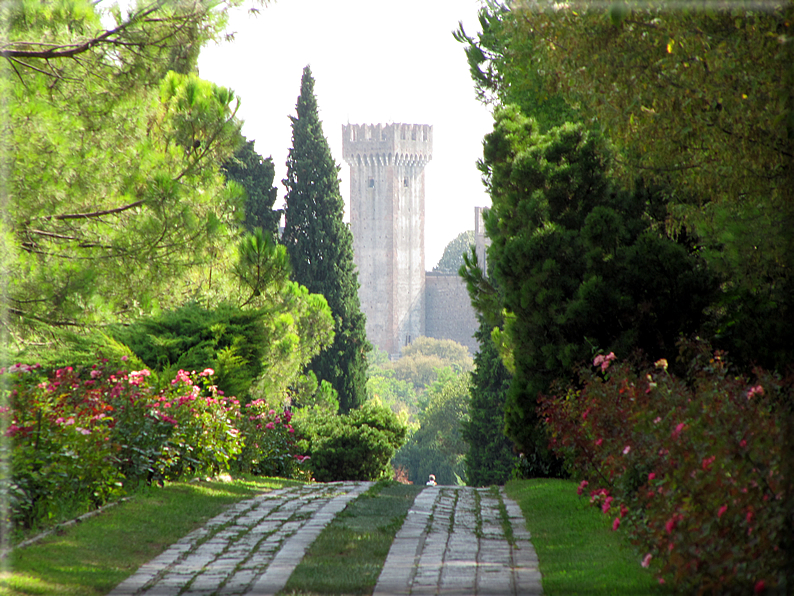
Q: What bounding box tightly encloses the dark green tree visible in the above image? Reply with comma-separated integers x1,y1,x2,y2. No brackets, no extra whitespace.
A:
481,107,717,467
221,138,281,237
458,248,517,486
462,320,515,486
281,66,370,413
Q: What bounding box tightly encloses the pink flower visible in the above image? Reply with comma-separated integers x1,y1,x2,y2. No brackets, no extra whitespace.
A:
718,505,728,518
755,580,765,594
265,422,275,430
740,439,747,448
121,355,128,361
641,553,652,568
64,417,75,426
595,438,603,446
622,445,631,455
602,496,614,513
199,368,215,377
620,504,628,518
653,417,662,424
702,455,716,471
593,352,616,371
577,480,589,495
747,385,764,399
648,472,656,481
612,517,620,531
671,422,686,439
665,514,681,534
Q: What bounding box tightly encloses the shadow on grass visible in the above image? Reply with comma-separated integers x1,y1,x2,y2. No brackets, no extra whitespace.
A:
1,477,301,596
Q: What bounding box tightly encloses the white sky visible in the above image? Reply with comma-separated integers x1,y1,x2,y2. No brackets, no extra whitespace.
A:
197,0,494,269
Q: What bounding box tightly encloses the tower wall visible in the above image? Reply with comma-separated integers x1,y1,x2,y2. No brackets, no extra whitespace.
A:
343,123,432,355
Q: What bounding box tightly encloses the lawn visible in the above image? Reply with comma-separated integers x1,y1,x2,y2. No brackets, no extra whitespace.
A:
0,477,301,596
506,478,670,596
1,476,671,596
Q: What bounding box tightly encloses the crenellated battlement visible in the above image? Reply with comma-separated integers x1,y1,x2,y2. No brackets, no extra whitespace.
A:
342,123,432,166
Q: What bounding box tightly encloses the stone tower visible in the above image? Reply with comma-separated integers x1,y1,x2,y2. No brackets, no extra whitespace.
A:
342,123,433,355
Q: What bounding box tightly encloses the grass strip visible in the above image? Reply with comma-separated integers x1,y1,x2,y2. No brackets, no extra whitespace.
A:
281,480,423,596
0,476,301,596
505,478,670,596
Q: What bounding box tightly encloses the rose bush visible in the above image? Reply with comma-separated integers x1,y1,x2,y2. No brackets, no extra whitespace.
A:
3,359,308,531
539,340,788,593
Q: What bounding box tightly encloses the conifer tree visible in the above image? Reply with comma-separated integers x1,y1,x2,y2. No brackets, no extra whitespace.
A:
221,138,281,238
282,66,370,413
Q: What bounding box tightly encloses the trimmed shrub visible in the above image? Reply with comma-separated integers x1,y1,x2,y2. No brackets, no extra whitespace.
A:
296,401,408,482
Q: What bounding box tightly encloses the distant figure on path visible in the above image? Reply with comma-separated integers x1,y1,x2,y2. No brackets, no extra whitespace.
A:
426,474,437,486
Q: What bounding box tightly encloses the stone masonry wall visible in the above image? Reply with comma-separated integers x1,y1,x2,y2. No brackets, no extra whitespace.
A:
424,272,478,353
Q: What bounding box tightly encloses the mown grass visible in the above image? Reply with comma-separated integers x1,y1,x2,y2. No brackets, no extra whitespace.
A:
281,480,423,596
0,476,301,596
505,478,671,596
2,476,676,596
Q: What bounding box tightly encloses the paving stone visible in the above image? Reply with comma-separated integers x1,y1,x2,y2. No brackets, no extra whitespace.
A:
111,483,545,596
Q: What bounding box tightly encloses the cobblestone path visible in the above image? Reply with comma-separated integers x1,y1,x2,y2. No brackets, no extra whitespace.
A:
109,483,543,596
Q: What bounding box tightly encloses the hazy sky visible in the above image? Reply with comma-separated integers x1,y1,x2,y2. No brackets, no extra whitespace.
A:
197,0,494,269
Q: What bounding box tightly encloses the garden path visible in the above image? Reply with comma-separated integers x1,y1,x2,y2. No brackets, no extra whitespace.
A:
108,482,543,596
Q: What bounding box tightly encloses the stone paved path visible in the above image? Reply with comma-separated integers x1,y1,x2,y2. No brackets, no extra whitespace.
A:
373,486,542,596
109,482,543,596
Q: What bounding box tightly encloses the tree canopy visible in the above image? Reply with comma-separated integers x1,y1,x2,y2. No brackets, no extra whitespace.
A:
221,138,281,238
479,107,716,462
434,230,475,273
2,0,251,342
281,66,370,413
458,0,794,371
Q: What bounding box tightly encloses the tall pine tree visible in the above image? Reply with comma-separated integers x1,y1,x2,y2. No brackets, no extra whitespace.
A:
282,66,370,413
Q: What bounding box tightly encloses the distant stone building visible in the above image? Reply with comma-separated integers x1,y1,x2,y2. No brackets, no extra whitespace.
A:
342,122,481,356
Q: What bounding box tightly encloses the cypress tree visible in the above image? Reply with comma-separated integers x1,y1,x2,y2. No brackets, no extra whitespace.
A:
463,320,516,486
282,66,370,413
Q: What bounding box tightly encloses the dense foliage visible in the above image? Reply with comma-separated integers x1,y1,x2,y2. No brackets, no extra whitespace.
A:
458,1,794,373
392,372,470,486
480,108,715,463
458,4,794,588
4,360,308,531
281,66,370,413
2,0,248,337
294,401,407,482
462,319,515,487
540,341,788,593
221,138,281,238
367,337,473,427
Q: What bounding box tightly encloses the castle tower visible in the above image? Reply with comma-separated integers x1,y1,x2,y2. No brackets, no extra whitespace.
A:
342,123,432,355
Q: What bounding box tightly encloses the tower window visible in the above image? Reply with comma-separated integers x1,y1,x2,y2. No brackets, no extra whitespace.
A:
368,178,375,188
403,177,409,187
411,130,417,140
